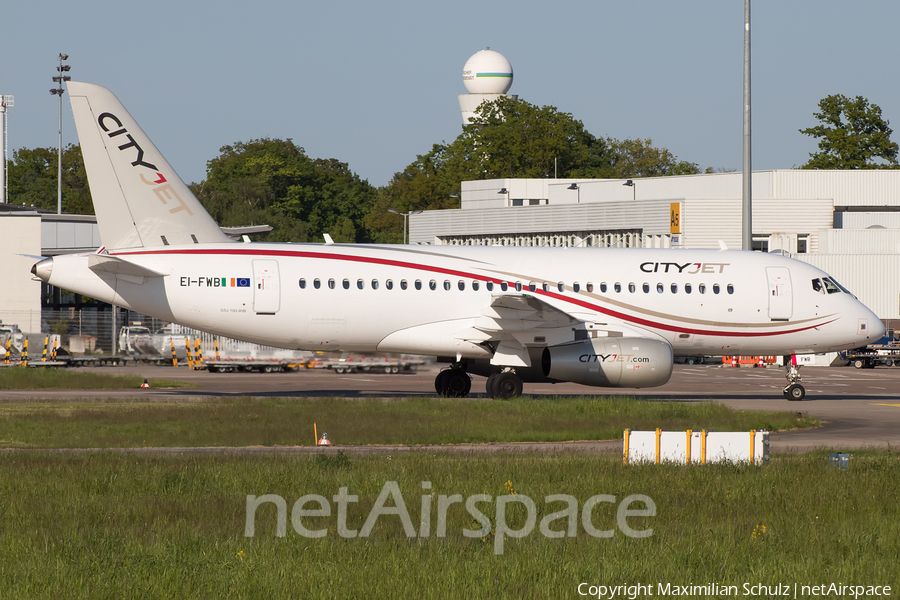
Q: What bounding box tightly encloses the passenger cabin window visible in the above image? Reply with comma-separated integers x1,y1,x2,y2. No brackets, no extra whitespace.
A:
642,283,650,293
671,283,678,294
628,283,636,293
487,281,494,291
357,279,364,290
586,282,594,292
472,281,480,291
684,283,692,294
314,278,321,289
599,283,607,293
429,280,437,291
727,284,734,295
415,280,422,290
299,278,306,289
542,283,550,292
371,279,379,290
328,278,335,290
458,280,465,291
657,283,664,294
573,283,581,293
342,279,350,290
713,284,720,294
614,282,621,293
515,282,522,292
401,279,408,290
558,282,565,292
500,282,509,291
698,283,706,294
386,279,393,290
443,280,451,291
528,282,536,292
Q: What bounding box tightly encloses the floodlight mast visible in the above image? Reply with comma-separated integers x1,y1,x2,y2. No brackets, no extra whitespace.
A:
50,53,71,214
0,95,13,204
742,0,752,251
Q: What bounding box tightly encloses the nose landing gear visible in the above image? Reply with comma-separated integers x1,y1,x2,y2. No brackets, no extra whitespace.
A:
783,361,805,401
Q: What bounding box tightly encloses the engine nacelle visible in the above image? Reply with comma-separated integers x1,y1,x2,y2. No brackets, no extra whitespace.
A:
541,337,673,388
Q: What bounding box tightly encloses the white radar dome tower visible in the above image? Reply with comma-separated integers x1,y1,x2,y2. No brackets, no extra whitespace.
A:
459,48,517,124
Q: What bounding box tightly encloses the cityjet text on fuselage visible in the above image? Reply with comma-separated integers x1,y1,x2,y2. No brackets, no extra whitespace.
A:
639,261,729,274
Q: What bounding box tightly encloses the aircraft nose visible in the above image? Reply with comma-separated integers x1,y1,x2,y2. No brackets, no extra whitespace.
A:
31,258,53,282
867,313,885,341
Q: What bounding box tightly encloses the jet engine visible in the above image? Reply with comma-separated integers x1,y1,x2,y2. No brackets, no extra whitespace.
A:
541,337,673,388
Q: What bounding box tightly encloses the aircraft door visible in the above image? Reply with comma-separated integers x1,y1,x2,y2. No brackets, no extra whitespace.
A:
766,266,792,320
252,259,281,314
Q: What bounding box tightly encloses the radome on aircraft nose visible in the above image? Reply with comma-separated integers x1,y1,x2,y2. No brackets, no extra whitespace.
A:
31,258,53,282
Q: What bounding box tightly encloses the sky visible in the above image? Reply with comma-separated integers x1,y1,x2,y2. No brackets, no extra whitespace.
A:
2,0,898,188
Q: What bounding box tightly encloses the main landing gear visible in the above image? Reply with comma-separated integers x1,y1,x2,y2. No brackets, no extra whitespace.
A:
783,361,805,401
485,370,523,400
434,367,471,398
433,367,525,399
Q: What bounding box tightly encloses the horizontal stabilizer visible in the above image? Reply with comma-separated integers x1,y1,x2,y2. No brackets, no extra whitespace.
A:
88,254,167,278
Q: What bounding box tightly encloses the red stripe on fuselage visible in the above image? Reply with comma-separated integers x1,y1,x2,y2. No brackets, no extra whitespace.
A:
113,247,835,338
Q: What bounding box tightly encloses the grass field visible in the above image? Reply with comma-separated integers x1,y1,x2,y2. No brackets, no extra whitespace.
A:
0,451,896,598
0,396,817,448
0,367,195,390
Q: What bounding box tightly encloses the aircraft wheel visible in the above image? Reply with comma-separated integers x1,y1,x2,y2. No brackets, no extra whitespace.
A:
435,369,470,397
435,370,450,394
784,384,805,401
485,373,499,397
446,371,471,397
492,372,523,400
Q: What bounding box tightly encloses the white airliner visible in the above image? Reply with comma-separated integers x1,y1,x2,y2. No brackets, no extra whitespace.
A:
32,82,884,401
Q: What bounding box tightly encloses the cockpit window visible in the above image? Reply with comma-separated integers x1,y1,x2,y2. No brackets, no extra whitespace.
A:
812,279,825,294
827,277,853,295
822,278,841,294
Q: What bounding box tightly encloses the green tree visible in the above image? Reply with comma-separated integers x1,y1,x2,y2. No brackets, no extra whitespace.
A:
192,138,377,243
448,96,614,180
606,137,700,178
7,144,93,214
800,94,899,169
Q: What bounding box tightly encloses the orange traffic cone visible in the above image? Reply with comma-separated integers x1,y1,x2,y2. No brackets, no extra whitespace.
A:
731,357,738,368
141,379,150,388
757,356,764,368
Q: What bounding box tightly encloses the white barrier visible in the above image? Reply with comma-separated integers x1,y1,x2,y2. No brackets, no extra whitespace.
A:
623,429,769,465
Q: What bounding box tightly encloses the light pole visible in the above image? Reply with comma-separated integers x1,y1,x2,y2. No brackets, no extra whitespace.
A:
0,95,13,204
388,208,423,244
623,179,635,201
567,182,580,203
498,187,509,206
49,53,70,214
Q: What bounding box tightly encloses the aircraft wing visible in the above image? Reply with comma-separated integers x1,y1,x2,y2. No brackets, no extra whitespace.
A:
454,293,585,367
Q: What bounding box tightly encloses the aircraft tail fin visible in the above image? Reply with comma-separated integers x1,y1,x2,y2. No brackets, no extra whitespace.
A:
67,81,232,250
